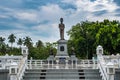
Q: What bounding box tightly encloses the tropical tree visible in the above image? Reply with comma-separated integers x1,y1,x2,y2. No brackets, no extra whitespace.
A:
0,37,5,46
67,19,120,59
8,34,16,48
67,21,95,59
23,36,33,48
0,37,6,55
17,38,23,48
45,42,57,56
95,20,120,54
36,40,44,48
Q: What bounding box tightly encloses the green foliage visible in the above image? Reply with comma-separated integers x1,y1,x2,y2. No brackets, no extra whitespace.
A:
23,36,33,48
8,34,16,48
28,42,57,59
67,19,120,59
17,38,23,48
0,19,120,59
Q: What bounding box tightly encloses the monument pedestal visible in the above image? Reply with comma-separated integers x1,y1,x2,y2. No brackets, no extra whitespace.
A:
55,40,69,61
47,18,78,63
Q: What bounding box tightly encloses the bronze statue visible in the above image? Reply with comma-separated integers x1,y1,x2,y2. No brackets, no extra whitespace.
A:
59,18,65,40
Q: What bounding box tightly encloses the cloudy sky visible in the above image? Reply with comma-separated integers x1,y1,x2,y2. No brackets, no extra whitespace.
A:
0,0,120,46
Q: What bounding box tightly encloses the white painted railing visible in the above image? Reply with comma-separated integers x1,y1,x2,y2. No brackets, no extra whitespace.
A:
98,54,120,80
98,55,108,80
17,57,27,80
0,55,22,69
27,59,98,69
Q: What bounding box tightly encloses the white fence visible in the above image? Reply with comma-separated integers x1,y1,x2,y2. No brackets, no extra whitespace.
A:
27,59,98,69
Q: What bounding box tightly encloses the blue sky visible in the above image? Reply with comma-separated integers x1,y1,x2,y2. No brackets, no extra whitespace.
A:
0,0,120,46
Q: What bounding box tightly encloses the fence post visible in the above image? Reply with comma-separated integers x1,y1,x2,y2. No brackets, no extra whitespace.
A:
30,57,32,69
56,60,59,69
52,60,53,69
65,60,68,69
72,60,73,69
106,62,115,80
76,59,77,69
9,62,18,80
48,60,49,69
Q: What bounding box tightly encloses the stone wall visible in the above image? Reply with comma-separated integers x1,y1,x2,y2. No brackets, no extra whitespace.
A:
0,69,9,80
115,69,120,80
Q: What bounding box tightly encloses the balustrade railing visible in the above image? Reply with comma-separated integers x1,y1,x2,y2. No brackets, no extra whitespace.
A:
97,54,120,80
27,59,98,69
17,57,27,80
98,60,108,80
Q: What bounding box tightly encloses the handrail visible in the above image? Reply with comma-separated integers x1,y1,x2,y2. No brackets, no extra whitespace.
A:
27,59,98,69
17,57,27,80
98,57,108,80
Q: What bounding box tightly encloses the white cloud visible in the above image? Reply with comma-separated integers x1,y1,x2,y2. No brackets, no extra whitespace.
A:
38,4,65,22
1,0,120,46
61,0,120,22
72,0,119,12
15,11,38,22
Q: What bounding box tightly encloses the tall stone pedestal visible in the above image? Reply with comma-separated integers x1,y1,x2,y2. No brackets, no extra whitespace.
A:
55,40,69,61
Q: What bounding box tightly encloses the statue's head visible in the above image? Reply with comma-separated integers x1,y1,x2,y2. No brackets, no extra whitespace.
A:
60,18,63,23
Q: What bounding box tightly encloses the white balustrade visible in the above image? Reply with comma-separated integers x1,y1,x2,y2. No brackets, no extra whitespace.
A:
26,59,98,69
96,45,120,80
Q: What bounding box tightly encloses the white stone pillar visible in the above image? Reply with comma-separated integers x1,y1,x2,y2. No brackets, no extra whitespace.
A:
88,60,90,68
48,60,50,69
96,45,103,55
76,59,77,69
35,60,37,67
56,60,59,69
41,60,43,68
30,57,32,69
52,60,53,69
92,57,96,69
71,60,73,69
65,60,68,69
106,62,115,80
82,60,85,67
119,58,120,68
9,62,18,80
116,54,120,68
21,46,28,58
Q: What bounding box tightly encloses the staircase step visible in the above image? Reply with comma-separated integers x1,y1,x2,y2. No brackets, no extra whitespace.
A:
22,69,102,80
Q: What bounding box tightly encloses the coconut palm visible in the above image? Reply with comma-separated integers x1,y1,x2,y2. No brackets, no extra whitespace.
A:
36,40,43,48
0,37,5,44
23,36,33,48
8,34,16,48
17,38,23,48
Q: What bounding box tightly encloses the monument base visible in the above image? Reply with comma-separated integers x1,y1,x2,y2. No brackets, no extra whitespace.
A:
55,39,70,62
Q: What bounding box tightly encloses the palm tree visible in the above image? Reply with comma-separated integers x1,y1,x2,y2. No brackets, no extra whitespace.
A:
8,34,16,48
23,36,33,48
0,37,6,54
17,38,23,48
36,40,43,48
0,37,5,44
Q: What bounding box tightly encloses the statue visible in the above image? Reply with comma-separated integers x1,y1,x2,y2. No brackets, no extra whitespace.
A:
59,18,65,40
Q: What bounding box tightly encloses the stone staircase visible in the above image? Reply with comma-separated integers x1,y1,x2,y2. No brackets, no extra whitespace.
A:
22,69,102,80
115,69,120,80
